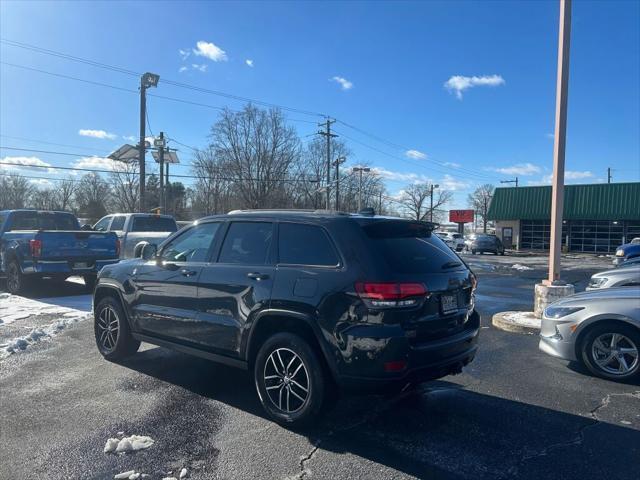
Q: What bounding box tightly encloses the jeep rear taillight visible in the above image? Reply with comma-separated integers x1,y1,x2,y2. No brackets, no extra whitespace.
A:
355,282,427,308
30,239,42,257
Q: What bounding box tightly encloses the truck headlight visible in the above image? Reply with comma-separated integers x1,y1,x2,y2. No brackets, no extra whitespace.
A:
544,306,584,319
588,277,608,288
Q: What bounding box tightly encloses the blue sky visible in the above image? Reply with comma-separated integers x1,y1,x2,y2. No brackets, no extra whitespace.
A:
1,0,639,209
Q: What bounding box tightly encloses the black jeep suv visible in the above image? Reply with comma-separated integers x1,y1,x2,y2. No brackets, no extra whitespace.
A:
93,210,479,425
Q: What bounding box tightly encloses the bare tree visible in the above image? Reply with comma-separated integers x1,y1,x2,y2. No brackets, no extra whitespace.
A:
32,188,59,210
75,173,111,222
110,162,140,213
209,105,301,208
55,179,77,211
398,182,453,222
467,184,494,233
0,175,34,209
191,146,233,215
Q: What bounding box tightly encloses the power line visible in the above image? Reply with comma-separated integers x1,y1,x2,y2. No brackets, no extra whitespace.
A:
1,38,326,118
0,134,113,153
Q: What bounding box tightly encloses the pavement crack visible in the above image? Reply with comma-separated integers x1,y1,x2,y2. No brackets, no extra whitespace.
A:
297,441,320,479
519,390,640,464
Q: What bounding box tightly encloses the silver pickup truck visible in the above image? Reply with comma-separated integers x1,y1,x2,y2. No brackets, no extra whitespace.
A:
91,213,178,258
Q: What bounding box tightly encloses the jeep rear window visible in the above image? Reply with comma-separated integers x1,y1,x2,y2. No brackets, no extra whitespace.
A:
361,220,463,273
131,216,178,232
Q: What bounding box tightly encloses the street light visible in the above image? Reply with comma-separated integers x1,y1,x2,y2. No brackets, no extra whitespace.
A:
139,72,159,212
352,167,371,212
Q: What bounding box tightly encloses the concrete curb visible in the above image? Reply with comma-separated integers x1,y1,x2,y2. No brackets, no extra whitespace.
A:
492,311,541,334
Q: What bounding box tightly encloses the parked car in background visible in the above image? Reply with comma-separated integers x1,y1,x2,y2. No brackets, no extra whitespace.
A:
539,287,640,381
92,213,178,259
613,237,640,265
587,266,640,290
436,232,465,252
617,256,640,268
470,234,505,255
92,210,480,425
464,234,477,252
0,209,120,294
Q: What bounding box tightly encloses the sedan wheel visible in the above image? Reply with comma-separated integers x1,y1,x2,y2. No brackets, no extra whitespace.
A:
591,333,638,376
94,296,140,361
582,324,640,380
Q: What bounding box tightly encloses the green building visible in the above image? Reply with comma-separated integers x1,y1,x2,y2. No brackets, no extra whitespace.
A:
487,182,640,253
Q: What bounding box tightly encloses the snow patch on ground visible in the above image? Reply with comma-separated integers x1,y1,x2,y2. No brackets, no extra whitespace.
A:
0,293,91,325
114,470,150,479
511,263,533,271
104,435,155,454
0,293,91,358
502,311,541,328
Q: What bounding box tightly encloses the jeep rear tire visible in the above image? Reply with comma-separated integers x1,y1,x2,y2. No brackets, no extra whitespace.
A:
254,333,326,427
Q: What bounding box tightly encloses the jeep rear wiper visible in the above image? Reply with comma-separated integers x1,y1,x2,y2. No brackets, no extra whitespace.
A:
441,261,462,269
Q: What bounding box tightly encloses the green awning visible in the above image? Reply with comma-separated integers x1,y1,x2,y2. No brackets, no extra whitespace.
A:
487,182,640,221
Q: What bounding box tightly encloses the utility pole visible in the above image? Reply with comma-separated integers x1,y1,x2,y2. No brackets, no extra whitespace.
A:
547,0,572,284
157,132,165,212
318,118,337,210
165,162,170,215
429,183,440,223
352,166,371,211
607,167,612,184
333,156,346,211
482,194,489,233
500,177,518,187
138,72,159,212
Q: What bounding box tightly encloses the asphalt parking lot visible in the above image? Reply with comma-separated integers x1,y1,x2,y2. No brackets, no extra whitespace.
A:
0,253,638,480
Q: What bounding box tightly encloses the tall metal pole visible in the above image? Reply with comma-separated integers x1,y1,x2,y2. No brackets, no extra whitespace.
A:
607,167,612,184
318,118,336,210
429,184,434,223
165,162,170,215
334,156,345,211
358,169,363,211
548,0,572,284
138,81,147,213
158,132,165,212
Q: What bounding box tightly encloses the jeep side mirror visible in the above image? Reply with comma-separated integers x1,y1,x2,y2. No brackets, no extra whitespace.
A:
141,243,158,260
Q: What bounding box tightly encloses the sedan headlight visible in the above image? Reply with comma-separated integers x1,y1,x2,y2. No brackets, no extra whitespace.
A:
587,277,608,288
544,306,585,319
616,249,625,257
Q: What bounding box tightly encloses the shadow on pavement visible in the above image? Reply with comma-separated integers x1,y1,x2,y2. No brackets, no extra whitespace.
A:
120,346,640,480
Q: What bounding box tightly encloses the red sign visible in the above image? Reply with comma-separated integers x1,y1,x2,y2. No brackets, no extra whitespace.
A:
449,209,474,223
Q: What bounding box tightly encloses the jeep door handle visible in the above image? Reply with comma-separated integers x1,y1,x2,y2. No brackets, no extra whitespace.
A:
181,269,198,277
247,272,269,280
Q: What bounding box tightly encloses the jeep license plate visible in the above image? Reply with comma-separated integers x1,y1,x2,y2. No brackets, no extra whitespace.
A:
441,294,457,314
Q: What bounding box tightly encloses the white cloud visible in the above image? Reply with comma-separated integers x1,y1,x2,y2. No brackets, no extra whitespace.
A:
245,59,254,67
191,63,207,72
405,149,427,160
193,40,228,62
492,163,541,176
443,162,461,168
78,129,117,140
371,167,430,183
29,178,53,187
527,170,594,185
330,76,354,91
566,170,594,180
122,135,137,142
72,156,122,173
441,174,470,191
178,48,190,60
0,156,54,173
444,74,505,99
178,66,188,73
